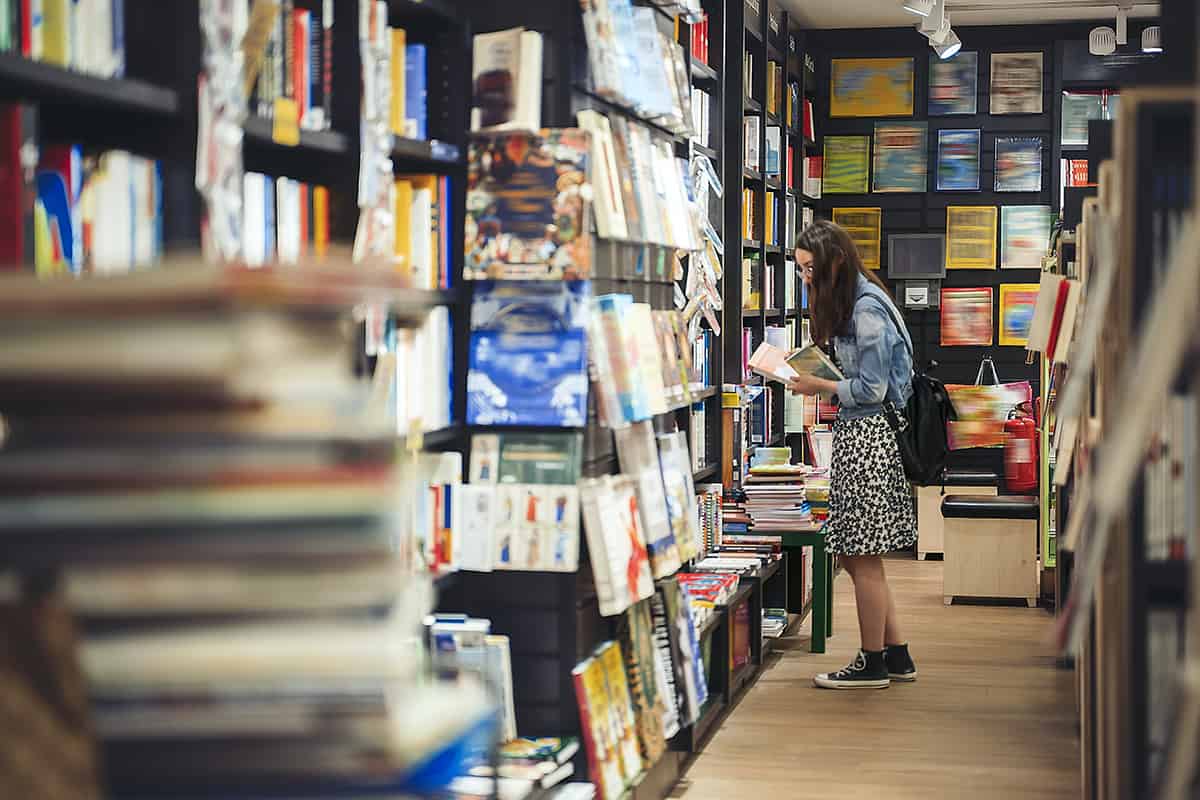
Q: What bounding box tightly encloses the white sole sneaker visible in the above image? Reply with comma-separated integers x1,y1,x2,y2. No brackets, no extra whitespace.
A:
813,674,890,689
888,671,918,682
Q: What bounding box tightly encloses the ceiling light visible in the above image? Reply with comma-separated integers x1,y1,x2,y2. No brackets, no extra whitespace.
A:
917,0,944,36
935,30,962,59
1141,26,1162,53
901,0,934,16
1089,26,1117,56
927,13,953,45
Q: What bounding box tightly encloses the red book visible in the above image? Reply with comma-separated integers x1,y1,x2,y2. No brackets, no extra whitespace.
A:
1044,278,1072,360
293,8,310,125
802,99,815,140
0,104,37,269
786,144,795,188
1068,159,1089,187
20,0,31,57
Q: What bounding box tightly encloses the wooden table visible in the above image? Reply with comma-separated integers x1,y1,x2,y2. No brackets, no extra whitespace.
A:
776,526,835,653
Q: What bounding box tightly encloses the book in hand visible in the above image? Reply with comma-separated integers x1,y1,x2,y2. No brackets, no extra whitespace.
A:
748,341,842,393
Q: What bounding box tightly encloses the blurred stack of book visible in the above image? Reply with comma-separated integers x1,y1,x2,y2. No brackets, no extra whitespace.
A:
743,447,811,531
0,264,494,796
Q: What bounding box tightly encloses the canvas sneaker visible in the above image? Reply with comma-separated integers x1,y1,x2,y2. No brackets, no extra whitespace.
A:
813,649,890,689
883,643,918,681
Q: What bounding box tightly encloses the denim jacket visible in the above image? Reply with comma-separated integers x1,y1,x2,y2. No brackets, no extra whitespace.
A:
832,275,913,420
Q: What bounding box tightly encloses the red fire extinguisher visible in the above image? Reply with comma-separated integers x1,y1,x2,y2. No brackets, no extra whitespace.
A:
1004,401,1038,493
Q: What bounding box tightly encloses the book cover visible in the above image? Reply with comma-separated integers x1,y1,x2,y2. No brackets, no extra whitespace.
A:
658,578,707,725
580,475,654,617
785,344,844,384
616,600,668,764
465,130,591,280
872,121,927,193
657,431,701,562
404,43,427,139
467,280,590,426
389,27,407,135
936,128,981,192
615,422,680,580
572,657,623,800
598,642,643,784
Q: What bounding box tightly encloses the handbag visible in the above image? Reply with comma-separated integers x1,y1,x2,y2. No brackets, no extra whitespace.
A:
861,295,958,486
945,357,1033,450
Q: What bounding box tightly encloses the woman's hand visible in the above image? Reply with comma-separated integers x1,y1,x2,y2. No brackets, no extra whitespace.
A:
788,374,837,397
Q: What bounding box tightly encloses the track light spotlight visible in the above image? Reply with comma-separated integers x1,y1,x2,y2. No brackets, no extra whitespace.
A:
1141,26,1162,53
934,30,962,59
901,0,934,16
927,12,953,46
916,0,944,36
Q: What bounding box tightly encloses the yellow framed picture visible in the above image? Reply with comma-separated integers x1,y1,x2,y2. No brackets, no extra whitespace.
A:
830,57,915,118
946,205,998,269
998,283,1040,346
832,207,882,269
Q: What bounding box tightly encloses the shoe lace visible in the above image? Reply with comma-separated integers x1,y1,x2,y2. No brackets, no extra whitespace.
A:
829,651,867,679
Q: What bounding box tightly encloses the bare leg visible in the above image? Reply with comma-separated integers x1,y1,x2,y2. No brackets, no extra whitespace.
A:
842,555,887,652
883,567,905,647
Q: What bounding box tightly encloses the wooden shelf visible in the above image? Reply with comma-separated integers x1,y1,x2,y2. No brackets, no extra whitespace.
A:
0,53,179,115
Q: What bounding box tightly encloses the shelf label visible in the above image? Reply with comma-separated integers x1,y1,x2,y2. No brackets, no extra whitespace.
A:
272,98,301,147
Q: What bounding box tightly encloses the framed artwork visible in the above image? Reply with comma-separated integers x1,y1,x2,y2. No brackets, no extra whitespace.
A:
830,57,915,118
1000,205,1053,268
936,129,981,191
1060,91,1104,147
994,136,1042,192
831,207,882,269
941,287,993,346
823,136,870,194
929,51,978,115
990,52,1044,115
872,122,927,193
999,283,1041,346
946,205,997,269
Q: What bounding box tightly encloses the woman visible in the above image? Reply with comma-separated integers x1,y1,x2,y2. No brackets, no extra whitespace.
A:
789,220,918,690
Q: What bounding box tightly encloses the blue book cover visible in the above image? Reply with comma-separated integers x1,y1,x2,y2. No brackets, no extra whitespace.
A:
467,281,591,426
405,44,428,140
263,174,275,264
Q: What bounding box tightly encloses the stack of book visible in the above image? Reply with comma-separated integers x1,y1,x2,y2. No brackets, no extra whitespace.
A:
0,264,495,795
250,0,337,133
677,572,739,631
0,0,125,76
805,471,831,523
743,448,811,531
762,607,788,639
695,486,722,554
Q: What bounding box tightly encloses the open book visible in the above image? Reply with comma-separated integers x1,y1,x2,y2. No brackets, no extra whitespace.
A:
748,341,843,396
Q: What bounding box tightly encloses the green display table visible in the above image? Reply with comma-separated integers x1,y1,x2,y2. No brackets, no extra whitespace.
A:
777,526,835,653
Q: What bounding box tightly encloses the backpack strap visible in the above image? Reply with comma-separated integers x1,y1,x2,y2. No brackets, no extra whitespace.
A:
857,293,914,365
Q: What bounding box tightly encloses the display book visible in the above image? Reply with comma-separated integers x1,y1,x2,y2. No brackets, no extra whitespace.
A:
0,0,125,77
580,0,695,138
242,172,331,267
0,114,163,274
470,26,544,134
747,339,843,397
249,0,339,133
0,264,496,796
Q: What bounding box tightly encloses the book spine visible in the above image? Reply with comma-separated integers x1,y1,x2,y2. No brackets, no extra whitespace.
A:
292,8,307,126
282,0,293,102
571,665,607,800
322,0,332,128
306,1,322,127
405,43,427,140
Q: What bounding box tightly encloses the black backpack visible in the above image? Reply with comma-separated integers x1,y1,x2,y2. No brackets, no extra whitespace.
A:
861,296,958,486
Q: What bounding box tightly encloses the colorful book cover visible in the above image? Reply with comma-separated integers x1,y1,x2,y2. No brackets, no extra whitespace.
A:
572,656,623,800
998,283,1040,346
994,136,1042,192
940,287,994,346
598,641,644,785
404,43,427,139
936,129,981,191
928,51,978,116
581,475,654,617
946,205,997,269
467,280,590,426
831,207,882,268
465,129,591,280
617,600,668,762
990,52,1043,115
822,136,869,194
657,431,701,561
592,293,647,425
615,422,680,580
1000,205,1053,269
659,578,708,723
494,433,583,484
829,57,914,118
872,122,927,193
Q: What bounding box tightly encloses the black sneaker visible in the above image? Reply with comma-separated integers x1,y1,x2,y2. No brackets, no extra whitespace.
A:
813,650,890,689
883,643,918,682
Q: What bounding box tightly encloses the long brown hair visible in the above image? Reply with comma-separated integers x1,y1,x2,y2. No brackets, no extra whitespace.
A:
795,220,893,345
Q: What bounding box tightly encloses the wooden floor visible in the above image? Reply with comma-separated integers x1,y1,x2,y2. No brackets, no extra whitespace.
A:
672,556,1079,800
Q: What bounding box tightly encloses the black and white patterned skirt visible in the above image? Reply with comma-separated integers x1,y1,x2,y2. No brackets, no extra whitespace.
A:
823,412,917,556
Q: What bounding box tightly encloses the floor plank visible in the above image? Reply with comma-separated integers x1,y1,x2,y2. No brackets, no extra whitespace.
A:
673,556,1079,800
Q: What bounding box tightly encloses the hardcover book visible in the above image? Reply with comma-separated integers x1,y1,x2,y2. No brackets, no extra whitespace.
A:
465,130,592,280
572,655,624,800
616,600,668,763
580,474,654,617
615,422,680,579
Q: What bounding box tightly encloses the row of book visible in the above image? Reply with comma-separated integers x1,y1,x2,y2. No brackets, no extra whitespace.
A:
242,172,330,267
582,424,704,615
465,125,703,282
803,155,822,198
765,60,785,119
581,0,694,138
0,265,496,795
385,20,429,140
371,305,453,439
576,574,714,800
394,173,453,290
690,86,712,149
249,0,336,133
0,0,124,77
741,117,783,176
0,111,163,274
746,383,779,446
